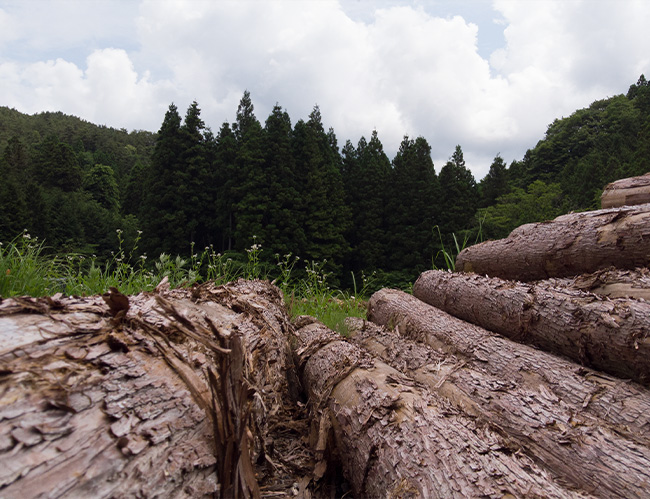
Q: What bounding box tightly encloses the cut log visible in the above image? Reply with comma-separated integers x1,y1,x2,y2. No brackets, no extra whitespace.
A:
367,288,650,448
455,203,650,281
0,280,313,498
542,266,650,301
293,320,584,498
601,172,650,208
346,317,650,498
413,270,650,385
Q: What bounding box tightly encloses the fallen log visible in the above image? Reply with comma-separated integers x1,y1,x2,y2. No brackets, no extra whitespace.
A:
601,172,650,208
0,279,313,498
293,320,584,498
455,203,650,281
413,270,650,385
542,266,650,301
346,317,650,498
367,288,650,448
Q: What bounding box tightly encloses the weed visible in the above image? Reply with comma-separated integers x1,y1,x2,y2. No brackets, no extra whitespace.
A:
1,231,371,336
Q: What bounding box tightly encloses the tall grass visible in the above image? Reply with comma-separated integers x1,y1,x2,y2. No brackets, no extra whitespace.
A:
0,231,371,334
0,231,63,297
432,213,486,271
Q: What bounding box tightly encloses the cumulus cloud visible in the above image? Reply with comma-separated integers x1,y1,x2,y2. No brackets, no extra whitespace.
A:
0,49,171,130
1,0,648,179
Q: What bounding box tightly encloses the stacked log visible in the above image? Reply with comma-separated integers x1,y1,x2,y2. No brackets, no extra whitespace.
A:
601,172,650,208
362,173,650,497
366,289,650,497
292,320,584,498
455,203,650,281
346,317,650,497
0,279,314,498
412,269,650,385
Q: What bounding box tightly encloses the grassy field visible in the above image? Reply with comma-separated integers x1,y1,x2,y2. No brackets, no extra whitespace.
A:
0,230,372,334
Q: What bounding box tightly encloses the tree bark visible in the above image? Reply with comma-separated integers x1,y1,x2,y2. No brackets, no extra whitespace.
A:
293,320,584,498
0,279,312,499
367,288,650,447
413,270,650,385
601,172,650,208
455,203,650,281
542,266,650,301
346,317,650,498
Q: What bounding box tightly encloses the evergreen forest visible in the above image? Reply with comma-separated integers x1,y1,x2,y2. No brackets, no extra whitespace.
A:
1,75,649,290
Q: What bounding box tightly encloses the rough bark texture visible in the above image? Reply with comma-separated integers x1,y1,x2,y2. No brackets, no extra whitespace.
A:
601,172,650,208
0,279,315,499
542,266,650,301
413,270,650,385
346,317,650,498
367,288,650,447
455,203,650,281
293,320,585,498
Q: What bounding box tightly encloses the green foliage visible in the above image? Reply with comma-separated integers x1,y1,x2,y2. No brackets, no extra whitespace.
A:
232,92,270,251
385,135,439,273
479,181,565,240
0,232,367,334
0,232,63,297
83,164,120,212
342,130,391,274
286,259,369,335
479,154,509,208
291,107,351,279
262,104,305,258
438,145,478,237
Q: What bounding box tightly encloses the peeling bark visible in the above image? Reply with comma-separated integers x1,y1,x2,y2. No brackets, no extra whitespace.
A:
542,266,650,301
294,321,588,498
0,280,314,498
413,270,650,385
368,288,650,448
601,172,650,208
455,203,650,281
346,317,650,498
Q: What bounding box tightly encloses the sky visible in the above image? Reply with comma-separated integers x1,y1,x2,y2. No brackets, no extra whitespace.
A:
1,0,648,180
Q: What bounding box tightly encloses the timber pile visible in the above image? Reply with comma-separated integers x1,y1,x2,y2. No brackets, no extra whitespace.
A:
364,173,650,497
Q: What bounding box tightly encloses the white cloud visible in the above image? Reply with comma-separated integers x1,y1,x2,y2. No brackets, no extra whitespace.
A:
0,49,171,130
0,0,648,180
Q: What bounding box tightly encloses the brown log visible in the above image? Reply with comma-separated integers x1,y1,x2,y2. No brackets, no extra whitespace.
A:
346,317,650,498
455,203,650,281
413,270,650,385
293,320,584,498
0,280,313,498
542,266,650,301
367,288,650,448
601,172,650,208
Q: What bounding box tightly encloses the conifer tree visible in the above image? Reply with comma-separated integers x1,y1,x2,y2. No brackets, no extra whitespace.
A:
0,137,30,240
214,122,237,251
263,104,305,258
479,154,509,207
231,91,268,251
343,131,391,272
33,135,83,192
83,164,120,213
292,107,350,274
438,145,478,236
179,101,215,249
385,135,439,272
140,103,185,255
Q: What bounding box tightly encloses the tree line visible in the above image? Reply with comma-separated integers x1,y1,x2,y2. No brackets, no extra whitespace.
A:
1,76,648,288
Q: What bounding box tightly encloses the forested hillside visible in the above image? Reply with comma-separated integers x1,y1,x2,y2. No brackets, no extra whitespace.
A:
1,76,648,288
